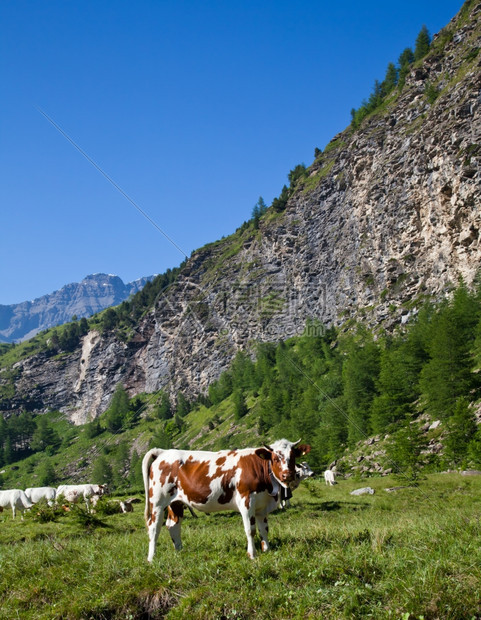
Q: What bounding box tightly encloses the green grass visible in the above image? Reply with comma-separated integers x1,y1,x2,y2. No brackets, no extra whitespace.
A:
1,473,481,619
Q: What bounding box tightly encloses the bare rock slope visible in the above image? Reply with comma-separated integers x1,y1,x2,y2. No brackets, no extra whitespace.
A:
2,1,481,423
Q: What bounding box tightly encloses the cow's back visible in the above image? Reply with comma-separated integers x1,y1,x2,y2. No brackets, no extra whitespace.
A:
148,447,275,514
0,489,32,509
25,486,56,503
0,490,14,508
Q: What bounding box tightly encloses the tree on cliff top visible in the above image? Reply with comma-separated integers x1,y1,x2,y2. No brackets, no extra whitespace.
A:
414,25,431,61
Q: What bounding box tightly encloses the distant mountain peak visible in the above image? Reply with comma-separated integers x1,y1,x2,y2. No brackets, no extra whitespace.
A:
0,273,156,343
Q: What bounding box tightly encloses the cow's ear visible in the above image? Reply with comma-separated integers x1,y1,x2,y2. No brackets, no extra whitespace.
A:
293,444,311,457
255,447,273,461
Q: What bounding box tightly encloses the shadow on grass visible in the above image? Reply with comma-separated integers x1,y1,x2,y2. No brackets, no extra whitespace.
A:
172,500,369,524
285,500,369,514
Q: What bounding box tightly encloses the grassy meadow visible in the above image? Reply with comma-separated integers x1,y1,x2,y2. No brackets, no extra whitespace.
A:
1,473,481,619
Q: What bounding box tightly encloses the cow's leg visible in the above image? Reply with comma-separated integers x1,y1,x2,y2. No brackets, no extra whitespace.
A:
12,504,16,520
165,501,184,551
256,514,270,552
239,500,257,559
147,497,169,562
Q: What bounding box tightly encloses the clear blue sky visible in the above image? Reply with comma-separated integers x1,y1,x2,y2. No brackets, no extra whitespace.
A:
0,0,463,305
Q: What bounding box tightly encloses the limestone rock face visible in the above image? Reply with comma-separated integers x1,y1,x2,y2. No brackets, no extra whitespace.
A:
1,2,481,423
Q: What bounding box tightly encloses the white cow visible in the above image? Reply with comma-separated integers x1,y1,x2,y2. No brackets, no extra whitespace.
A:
324,469,337,486
0,489,33,519
56,484,108,512
25,486,57,506
280,461,315,508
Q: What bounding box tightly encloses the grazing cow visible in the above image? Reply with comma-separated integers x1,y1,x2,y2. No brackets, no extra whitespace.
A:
56,484,108,512
143,438,311,561
119,500,133,513
280,461,315,508
324,469,337,486
118,497,142,513
25,486,57,506
0,489,33,519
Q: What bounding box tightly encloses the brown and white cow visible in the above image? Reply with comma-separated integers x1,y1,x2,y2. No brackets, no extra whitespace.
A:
143,438,310,561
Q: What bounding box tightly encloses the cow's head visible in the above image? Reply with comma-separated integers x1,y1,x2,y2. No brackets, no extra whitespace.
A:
255,439,311,487
296,462,315,481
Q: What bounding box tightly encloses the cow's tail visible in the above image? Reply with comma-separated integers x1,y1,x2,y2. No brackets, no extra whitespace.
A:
142,448,164,526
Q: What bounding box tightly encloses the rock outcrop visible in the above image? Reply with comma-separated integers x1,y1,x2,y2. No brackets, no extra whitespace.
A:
1,1,481,423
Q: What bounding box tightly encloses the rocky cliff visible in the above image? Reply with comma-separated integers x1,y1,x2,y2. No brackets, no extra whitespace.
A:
1,1,480,423
0,273,155,343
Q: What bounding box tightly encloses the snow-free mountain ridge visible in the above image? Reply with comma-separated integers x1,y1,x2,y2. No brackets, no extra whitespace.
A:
0,273,155,343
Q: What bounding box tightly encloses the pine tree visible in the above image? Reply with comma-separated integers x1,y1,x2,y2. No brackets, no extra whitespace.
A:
113,442,130,489
208,372,233,405
398,47,415,88
149,427,172,450
128,450,143,488
79,317,89,336
251,203,260,228
84,419,102,439
92,455,113,486
102,308,118,332
49,331,60,351
233,389,248,420
271,185,289,212
31,417,60,454
387,418,427,482
288,164,307,187
444,398,477,466
398,47,415,68
419,284,479,419
176,392,191,417
0,416,7,451
104,384,130,432
251,196,268,229
230,351,256,392
257,380,286,428
368,80,383,109
255,342,277,386
382,62,398,95
414,25,431,61
36,459,56,486
291,383,321,438
59,323,80,352
3,436,13,464
155,391,172,420
370,334,424,434
314,393,347,467
342,332,380,444
10,411,35,453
